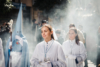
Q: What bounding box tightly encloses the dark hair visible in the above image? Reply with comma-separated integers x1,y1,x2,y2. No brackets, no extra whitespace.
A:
69,23,75,28
32,19,36,23
41,24,54,39
42,20,47,24
69,28,80,45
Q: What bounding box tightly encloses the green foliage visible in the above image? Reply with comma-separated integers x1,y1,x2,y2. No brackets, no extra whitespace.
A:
0,0,13,14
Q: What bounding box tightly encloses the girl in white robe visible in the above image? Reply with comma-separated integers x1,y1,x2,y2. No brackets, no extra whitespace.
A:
62,28,87,67
30,24,67,67
0,38,5,67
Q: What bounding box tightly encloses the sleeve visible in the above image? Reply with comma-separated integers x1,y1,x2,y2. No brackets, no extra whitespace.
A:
0,38,5,67
76,42,87,64
62,42,76,59
30,45,40,67
78,30,85,44
51,44,67,67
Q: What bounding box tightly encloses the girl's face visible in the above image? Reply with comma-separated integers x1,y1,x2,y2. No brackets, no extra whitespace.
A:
69,30,77,40
41,26,53,40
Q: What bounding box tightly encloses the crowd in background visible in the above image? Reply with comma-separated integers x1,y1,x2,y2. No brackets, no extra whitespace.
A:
31,18,100,67
0,21,12,50
0,18,100,67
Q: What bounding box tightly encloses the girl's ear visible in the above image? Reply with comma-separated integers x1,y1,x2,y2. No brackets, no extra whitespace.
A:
51,31,53,35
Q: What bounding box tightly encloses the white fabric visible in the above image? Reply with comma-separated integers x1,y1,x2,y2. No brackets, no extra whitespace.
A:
69,39,75,48
9,19,13,31
9,51,22,67
66,40,76,59
68,54,76,59
53,28,58,40
30,39,66,67
44,39,53,54
62,40,87,67
0,38,5,67
76,56,83,63
15,35,23,46
9,42,12,49
38,62,51,67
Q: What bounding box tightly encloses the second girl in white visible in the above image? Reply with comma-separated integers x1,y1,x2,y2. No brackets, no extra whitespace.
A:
62,28,87,67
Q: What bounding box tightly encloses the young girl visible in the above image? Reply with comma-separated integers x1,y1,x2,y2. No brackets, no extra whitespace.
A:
62,28,87,67
30,24,66,67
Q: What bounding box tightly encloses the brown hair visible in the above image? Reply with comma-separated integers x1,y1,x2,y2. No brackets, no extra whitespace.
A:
69,28,80,45
69,23,75,28
41,24,54,39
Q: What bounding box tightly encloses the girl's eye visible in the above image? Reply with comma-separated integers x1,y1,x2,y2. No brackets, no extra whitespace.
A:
44,30,47,32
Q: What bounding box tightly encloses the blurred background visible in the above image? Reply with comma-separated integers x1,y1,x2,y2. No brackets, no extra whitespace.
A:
0,0,100,67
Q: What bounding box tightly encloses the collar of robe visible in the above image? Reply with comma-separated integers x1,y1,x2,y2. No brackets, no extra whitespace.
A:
69,39,76,45
44,39,54,58
44,39,53,45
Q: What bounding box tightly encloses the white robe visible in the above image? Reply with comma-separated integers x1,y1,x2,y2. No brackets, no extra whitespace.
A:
30,39,67,67
62,40,87,67
0,38,5,67
9,38,23,67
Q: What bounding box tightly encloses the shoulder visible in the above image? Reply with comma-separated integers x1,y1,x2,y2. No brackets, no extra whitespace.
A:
36,41,44,48
62,40,69,45
23,39,30,47
47,40,61,49
23,39,28,45
53,40,61,46
23,39,28,43
54,40,61,44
